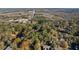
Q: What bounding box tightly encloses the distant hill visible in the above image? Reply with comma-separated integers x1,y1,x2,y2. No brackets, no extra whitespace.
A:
47,8,79,13
0,8,79,13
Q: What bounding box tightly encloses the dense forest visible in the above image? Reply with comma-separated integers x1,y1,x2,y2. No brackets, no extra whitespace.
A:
0,9,79,50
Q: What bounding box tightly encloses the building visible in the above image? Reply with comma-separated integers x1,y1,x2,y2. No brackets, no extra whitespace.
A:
9,19,29,23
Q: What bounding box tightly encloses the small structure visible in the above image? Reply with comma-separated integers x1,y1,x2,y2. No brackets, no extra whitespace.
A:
43,45,51,50
28,10,35,20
